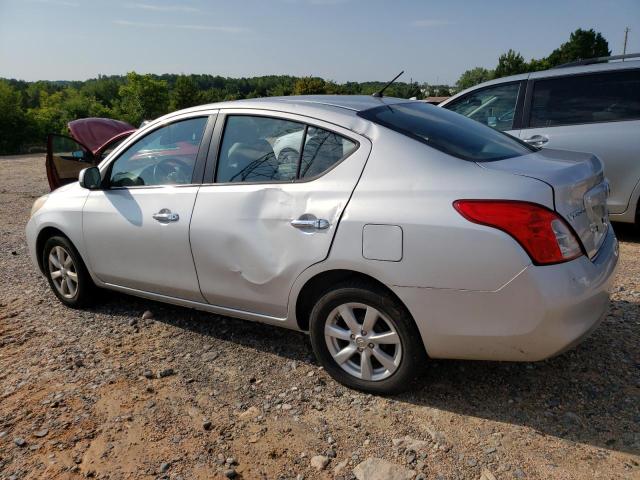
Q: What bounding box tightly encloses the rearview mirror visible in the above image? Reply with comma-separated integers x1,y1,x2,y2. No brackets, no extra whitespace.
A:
79,167,102,190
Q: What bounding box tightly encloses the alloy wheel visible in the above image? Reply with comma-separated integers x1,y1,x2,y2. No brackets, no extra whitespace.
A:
48,246,78,299
324,302,402,381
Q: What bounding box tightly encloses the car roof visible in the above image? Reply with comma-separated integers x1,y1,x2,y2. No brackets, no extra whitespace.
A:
201,95,408,112
151,95,412,134
441,58,640,106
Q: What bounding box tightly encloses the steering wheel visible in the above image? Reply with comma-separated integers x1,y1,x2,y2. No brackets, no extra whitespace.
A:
152,157,192,184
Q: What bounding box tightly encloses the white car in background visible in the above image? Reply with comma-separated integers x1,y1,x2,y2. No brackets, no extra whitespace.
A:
440,53,640,225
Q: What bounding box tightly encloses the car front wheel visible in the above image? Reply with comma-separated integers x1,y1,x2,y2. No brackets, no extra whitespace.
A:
309,281,426,394
43,235,95,307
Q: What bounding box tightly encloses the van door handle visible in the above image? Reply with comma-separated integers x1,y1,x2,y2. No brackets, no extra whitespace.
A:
291,217,330,230
153,208,179,223
523,134,549,147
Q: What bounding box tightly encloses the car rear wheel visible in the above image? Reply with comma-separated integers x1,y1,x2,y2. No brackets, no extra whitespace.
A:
309,281,426,394
43,236,95,307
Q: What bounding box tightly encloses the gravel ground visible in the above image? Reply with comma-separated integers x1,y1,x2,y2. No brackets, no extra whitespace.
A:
0,154,638,480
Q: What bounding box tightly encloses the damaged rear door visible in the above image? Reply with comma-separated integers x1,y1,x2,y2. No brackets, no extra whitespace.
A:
189,110,371,318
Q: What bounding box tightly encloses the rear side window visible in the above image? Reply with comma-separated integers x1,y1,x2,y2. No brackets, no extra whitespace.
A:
216,115,357,183
529,70,640,127
359,102,534,162
300,127,357,178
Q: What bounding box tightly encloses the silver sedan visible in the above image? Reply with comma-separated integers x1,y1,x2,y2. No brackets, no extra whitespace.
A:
26,95,619,393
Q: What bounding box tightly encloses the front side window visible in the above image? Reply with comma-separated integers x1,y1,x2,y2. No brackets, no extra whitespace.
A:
109,117,207,187
529,70,640,128
359,102,535,162
99,137,129,161
445,83,520,131
216,115,357,183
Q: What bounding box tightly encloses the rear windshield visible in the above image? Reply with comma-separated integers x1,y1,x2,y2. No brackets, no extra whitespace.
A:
358,102,535,162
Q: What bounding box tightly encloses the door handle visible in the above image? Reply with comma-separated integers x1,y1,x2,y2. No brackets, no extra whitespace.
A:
153,208,179,223
523,134,549,147
291,217,330,230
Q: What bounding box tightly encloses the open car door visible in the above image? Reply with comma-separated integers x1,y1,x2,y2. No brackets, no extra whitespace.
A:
46,134,96,190
46,118,136,190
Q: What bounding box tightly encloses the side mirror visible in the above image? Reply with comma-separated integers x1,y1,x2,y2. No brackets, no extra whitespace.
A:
79,167,102,190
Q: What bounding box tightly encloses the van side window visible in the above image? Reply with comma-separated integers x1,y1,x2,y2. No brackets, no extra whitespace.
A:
444,83,520,131
529,70,640,128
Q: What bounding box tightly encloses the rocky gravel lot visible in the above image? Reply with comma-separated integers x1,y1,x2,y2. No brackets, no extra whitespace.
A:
1,154,639,480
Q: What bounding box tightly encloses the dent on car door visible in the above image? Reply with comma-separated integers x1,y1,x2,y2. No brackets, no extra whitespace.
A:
46,134,96,190
519,70,640,214
189,112,370,318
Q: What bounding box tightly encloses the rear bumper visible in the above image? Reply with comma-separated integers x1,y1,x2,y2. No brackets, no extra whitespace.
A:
392,227,619,361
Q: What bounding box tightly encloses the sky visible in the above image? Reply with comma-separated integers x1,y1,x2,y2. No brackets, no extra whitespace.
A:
0,0,639,85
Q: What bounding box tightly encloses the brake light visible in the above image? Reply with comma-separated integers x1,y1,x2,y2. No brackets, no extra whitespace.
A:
453,200,583,265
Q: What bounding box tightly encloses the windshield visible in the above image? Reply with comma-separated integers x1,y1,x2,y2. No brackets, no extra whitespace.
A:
358,102,535,162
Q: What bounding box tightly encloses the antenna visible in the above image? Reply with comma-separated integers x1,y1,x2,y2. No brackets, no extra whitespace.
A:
623,27,630,60
372,70,404,98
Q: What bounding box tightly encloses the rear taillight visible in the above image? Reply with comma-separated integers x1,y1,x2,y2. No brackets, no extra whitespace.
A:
453,200,583,265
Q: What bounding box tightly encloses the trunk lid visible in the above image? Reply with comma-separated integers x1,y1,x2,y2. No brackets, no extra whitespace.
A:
479,148,609,259
68,118,135,155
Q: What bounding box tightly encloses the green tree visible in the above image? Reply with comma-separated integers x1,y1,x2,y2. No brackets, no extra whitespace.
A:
432,85,452,97
0,80,27,154
324,81,345,95
546,28,611,67
527,57,550,72
293,77,327,95
169,75,201,111
456,67,494,90
81,76,122,108
494,49,528,78
115,72,169,126
267,83,294,97
200,88,225,104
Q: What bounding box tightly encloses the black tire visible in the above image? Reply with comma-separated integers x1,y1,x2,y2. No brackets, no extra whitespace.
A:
42,235,95,308
309,281,427,394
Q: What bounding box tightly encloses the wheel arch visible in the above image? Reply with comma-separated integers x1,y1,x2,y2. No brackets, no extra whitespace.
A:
294,268,413,332
35,226,73,274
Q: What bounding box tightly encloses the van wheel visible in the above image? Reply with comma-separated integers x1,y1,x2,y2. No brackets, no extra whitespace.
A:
42,236,95,308
308,281,426,394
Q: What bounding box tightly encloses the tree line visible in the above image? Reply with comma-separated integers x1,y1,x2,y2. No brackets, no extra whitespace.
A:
0,28,610,155
0,73,451,155
456,28,611,90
